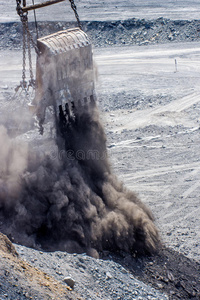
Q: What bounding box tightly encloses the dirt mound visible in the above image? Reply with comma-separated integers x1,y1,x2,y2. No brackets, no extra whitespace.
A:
108,246,200,300
0,233,83,300
0,232,18,257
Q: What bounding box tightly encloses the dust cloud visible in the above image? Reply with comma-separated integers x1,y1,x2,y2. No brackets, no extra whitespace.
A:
0,96,161,257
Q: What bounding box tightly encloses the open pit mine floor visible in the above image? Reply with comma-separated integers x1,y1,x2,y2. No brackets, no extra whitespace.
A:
0,26,200,300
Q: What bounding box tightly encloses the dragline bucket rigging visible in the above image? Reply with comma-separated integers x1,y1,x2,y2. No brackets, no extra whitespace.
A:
16,0,96,135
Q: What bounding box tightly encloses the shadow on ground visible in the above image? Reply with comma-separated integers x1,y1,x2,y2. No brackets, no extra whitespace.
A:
102,246,200,300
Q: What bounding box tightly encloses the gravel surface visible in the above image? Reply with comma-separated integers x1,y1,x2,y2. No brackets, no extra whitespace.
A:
14,245,168,300
1,18,200,50
0,233,83,300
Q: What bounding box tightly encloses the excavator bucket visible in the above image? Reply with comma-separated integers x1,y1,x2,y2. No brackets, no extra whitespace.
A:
31,27,96,134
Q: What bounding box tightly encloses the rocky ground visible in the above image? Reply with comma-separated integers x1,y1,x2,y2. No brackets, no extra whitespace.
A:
1,1,200,300
0,233,83,300
0,18,200,50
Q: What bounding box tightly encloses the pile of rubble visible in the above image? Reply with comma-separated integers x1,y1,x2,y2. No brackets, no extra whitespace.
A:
1,17,200,50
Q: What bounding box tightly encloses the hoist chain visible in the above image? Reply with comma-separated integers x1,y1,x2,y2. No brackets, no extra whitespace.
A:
15,0,82,94
26,19,36,89
16,0,39,94
23,18,40,55
21,14,27,90
68,0,82,30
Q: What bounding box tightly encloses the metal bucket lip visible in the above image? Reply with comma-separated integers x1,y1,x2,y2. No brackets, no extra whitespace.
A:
37,28,90,55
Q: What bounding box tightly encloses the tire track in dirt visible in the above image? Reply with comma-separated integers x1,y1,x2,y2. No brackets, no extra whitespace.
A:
114,150,200,260
121,163,200,219
182,180,200,198
154,91,200,113
121,161,200,180
107,91,200,132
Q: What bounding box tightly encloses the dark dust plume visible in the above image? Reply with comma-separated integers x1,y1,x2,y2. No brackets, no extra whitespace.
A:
0,97,161,257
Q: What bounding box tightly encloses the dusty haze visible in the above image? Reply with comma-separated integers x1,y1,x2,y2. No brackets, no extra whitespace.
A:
0,97,161,256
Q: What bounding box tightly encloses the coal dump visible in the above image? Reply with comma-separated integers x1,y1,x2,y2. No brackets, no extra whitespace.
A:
0,93,161,257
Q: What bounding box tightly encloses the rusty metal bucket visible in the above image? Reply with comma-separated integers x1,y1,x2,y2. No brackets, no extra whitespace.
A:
31,27,96,134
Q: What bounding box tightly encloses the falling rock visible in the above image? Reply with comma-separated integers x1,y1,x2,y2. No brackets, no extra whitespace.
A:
63,277,75,288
